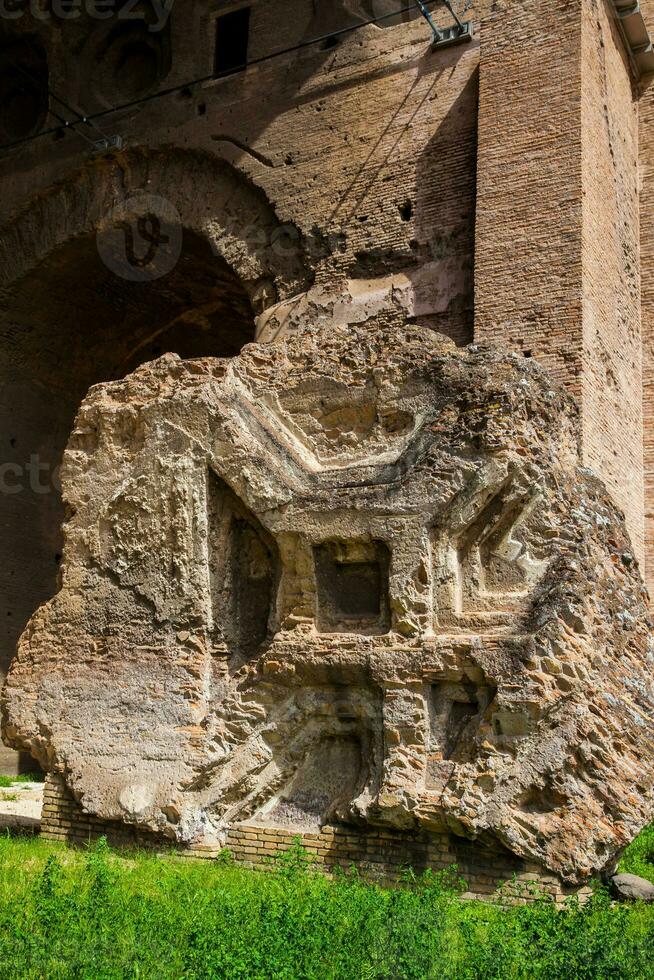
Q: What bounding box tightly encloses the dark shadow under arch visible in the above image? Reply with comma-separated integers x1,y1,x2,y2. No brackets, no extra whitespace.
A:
0,226,257,776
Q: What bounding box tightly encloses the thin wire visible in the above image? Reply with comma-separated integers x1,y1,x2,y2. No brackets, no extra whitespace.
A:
45,89,113,142
10,62,103,147
20,35,114,141
0,0,452,153
15,83,90,142
440,0,464,29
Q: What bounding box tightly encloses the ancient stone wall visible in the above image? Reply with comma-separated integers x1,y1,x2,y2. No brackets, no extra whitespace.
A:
6,323,654,890
475,0,645,566
0,2,481,714
0,3,653,863
639,1,654,586
580,0,643,564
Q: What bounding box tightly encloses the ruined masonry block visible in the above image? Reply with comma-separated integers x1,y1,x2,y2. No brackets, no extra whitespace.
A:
4,322,654,887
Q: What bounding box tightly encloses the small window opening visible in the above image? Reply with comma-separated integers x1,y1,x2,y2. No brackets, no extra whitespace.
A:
214,7,251,77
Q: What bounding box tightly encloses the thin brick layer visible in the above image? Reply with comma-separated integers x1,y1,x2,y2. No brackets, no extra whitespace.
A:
41,773,590,904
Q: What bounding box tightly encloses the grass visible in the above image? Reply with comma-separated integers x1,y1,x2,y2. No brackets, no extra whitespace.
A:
618,822,654,883
0,775,42,789
0,831,649,978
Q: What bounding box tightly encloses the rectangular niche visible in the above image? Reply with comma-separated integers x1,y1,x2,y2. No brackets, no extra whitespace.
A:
313,540,390,634
427,679,496,764
207,470,279,657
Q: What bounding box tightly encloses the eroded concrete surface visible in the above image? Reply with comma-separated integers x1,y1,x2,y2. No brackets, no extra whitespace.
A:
3,322,654,885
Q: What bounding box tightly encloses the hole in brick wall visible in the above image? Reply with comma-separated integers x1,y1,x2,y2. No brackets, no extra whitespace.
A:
314,540,390,634
399,200,413,221
428,678,496,763
214,7,251,77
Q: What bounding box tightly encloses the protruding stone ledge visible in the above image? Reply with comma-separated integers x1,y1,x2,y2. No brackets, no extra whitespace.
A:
612,0,654,78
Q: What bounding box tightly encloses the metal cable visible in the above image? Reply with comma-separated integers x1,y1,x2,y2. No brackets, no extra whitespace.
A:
0,0,458,153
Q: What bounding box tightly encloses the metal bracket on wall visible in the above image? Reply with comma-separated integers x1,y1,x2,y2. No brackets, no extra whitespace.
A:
612,0,654,78
413,0,473,49
93,135,125,154
432,20,473,49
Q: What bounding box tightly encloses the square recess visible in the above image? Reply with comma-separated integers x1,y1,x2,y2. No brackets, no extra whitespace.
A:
313,540,390,634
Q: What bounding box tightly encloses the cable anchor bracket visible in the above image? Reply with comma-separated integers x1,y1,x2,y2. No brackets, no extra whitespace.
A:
413,0,474,49
92,135,125,154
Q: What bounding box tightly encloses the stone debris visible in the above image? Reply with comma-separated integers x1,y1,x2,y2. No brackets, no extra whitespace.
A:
610,873,654,903
3,321,654,885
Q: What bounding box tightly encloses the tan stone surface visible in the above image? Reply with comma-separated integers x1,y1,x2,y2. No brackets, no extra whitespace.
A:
639,1,654,588
4,322,654,885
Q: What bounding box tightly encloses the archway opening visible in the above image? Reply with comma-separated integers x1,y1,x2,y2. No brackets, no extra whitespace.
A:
0,228,256,770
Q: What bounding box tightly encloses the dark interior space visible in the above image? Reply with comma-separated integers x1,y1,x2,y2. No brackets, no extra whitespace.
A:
314,540,391,634
0,228,256,772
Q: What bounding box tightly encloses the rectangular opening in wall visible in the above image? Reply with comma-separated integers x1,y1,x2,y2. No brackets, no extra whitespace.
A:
214,7,251,77
313,539,390,634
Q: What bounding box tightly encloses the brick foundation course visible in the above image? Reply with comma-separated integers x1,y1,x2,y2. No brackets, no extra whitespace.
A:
40,775,590,904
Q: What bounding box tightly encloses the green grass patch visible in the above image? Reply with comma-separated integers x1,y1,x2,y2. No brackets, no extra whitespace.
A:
0,833,650,978
619,823,654,884
0,775,42,789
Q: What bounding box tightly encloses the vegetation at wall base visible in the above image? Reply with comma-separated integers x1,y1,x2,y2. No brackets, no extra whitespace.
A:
0,774,41,788
0,831,652,978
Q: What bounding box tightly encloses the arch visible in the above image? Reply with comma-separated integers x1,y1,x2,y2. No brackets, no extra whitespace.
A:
0,146,311,302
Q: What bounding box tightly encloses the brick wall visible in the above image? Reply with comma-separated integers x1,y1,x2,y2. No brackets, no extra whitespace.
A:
0,2,481,342
580,0,644,563
639,2,654,585
41,774,590,904
41,774,174,852
475,0,583,388
475,0,645,567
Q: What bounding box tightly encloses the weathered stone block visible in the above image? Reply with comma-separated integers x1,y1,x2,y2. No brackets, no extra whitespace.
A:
3,321,654,886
